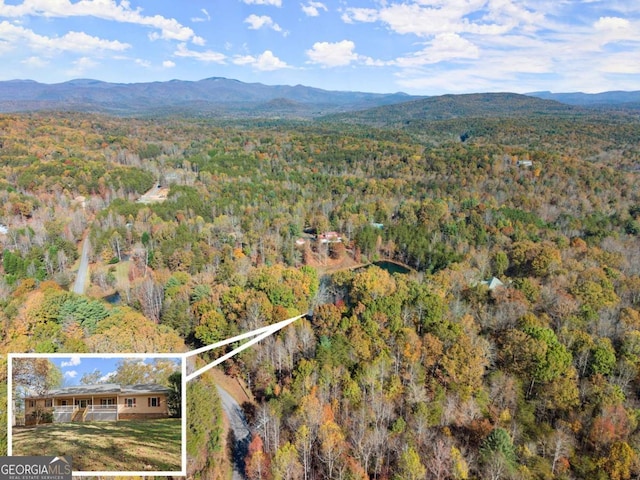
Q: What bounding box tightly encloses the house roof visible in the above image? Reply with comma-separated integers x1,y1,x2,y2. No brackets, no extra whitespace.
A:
26,383,172,398
480,277,505,290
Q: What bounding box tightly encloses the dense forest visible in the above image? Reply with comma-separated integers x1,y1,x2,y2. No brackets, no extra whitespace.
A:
1,97,640,479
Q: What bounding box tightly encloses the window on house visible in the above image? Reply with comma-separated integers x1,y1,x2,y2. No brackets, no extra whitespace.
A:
29,400,35,408
45,399,52,408
148,397,161,407
60,400,67,406
100,398,115,406
125,398,136,408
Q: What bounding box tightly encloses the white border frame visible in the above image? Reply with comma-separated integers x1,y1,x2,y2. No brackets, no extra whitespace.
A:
7,353,187,477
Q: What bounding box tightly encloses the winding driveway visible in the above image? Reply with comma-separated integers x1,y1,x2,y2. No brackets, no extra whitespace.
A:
216,385,251,480
72,235,90,294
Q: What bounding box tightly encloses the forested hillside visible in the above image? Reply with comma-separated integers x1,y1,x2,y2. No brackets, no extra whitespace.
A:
1,103,640,479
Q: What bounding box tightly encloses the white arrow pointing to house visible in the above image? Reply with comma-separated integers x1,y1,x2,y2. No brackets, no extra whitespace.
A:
184,314,306,382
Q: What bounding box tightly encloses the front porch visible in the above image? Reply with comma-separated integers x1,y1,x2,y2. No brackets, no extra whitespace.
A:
53,404,118,422
52,396,118,422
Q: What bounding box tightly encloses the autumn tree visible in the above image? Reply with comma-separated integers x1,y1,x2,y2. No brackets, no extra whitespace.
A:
12,358,62,424
271,442,302,480
394,446,426,480
603,441,639,480
245,434,271,480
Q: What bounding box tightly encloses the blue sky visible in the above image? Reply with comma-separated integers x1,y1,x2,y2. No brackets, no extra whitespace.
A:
0,0,638,94
50,355,181,386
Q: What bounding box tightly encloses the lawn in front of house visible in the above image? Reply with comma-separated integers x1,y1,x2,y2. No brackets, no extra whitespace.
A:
12,418,182,472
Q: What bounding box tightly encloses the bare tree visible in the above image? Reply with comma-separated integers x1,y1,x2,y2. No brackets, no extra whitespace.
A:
426,437,452,480
549,429,573,476
134,276,163,322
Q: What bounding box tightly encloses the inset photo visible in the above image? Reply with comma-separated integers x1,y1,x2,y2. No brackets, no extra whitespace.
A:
8,353,186,476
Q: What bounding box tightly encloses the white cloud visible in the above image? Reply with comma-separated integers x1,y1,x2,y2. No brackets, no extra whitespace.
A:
67,56,98,76
0,0,201,44
21,55,48,67
591,16,636,46
162,59,176,68
363,57,388,67
376,3,474,36
0,21,130,53
337,1,640,94
306,40,359,67
251,50,288,70
301,1,327,17
341,8,378,24
395,33,480,66
191,8,211,23
61,356,81,368
192,35,206,46
233,55,254,66
62,30,130,51
394,40,554,94
174,43,226,63
598,52,640,74
241,0,282,6
233,50,289,70
594,16,630,31
244,14,283,32
343,1,541,37
135,58,151,67
482,0,544,33
64,370,78,379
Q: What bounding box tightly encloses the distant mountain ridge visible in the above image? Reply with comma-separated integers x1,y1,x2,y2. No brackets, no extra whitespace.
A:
0,77,638,118
0,77,417,117
527,90,640,107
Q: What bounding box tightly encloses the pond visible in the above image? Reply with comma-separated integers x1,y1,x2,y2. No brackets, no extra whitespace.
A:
372,260,412,275
103,291,122,305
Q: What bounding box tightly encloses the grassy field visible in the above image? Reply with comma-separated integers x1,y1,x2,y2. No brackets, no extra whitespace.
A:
12,418,182,472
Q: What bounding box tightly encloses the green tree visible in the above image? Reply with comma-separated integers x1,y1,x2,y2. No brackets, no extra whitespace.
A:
493,251,509,277
589,337,617,376
272,442,302,480
167,371,182,418
194,309,229,345
394,446,426,480
480,427,516,468
522,325,572,389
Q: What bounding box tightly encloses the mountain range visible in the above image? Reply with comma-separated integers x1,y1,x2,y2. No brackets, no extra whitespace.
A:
0,77,638,118
0,77,414,117
527,90,640,107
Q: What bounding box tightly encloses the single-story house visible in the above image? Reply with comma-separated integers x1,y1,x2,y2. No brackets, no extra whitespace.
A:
480,277,505,290
318,231,342,244
23,383,171,424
